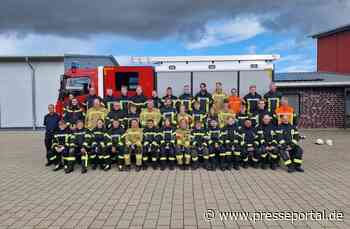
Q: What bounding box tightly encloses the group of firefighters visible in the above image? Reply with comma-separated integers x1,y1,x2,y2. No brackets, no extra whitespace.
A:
44,82,304,174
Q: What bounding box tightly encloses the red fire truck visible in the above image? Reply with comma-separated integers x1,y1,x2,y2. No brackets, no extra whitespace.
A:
56,55,279,113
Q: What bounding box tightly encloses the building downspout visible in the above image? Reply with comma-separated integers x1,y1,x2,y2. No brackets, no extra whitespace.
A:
26,57,36,130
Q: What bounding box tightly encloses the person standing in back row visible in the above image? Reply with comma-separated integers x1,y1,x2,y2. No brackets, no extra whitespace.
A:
228,88,241,114
44,104,61,166
243,85,262,115
84,88,103,110
103,89,117,112
194,83,212,114
177,85,193,113
130,86,147,113
85,99,108,130
264,83,283,113
212,82,227,113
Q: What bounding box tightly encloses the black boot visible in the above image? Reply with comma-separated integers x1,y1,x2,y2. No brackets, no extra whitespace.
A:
242,162,248,169
152,161,158,170
294,164,304,172
81,166,87,174
91,159,98,170
160,161,166,170
104,163,111,171
287,165,295,173
53,163,63,171
135,166,142,172
191,161,198,170
233,162,240,171
261,162,268,170
169,161,175,170
252,162,259,169
270,163,277,170
142,162,148,170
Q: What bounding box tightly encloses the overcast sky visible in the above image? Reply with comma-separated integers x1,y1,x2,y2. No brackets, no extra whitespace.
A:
1,0,350,72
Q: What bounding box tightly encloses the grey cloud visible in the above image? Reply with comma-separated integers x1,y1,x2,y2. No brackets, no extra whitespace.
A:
0,0,349,41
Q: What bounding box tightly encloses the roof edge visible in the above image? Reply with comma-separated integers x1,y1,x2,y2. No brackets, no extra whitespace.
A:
310,23,350,38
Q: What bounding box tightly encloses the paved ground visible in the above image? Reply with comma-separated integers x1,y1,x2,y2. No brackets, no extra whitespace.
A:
0,130,350,229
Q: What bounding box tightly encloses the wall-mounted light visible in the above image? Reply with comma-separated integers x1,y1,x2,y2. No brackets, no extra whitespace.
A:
169,65,176,70
250,64,258,69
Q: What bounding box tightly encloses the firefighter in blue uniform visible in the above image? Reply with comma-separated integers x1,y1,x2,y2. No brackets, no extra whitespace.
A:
71,120,92,173
117,86,130,112
257,114,279,170
221,116,240,170
238,117,261,168
162,87,178,108
106,119,125,171
208,119,224,170
51,120,70,171
106,102,127,129
160,97,177,126
177,85,193,113
160,118,177,170
90,119,110,170
142,119,162,170
194,83,212,114
43,104,61,166
264,83,283,113
243,85,262,115
190,121,210,170
191,100,207,128
276,115,304,173
130,86,147,113
63,98,85,126
103,88,117,112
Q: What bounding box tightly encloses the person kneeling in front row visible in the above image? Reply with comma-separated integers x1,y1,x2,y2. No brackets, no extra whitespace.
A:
276,115,304,173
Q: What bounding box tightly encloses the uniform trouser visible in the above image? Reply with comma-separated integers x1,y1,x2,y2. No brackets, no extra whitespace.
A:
209,142,223,167
224,143,241,167
109,145,125,166
160,143,175,167
280,145,303,167
52,146,67,166
63,147,77,169
260,145,279,165
45,133,54,163
91,142,107,167
176,146,191,165
143,144,159,167
241,146,261,164
126,144,142,166
191,146,209,168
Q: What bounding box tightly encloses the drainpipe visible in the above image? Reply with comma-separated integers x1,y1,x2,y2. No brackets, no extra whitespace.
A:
26,57,36,130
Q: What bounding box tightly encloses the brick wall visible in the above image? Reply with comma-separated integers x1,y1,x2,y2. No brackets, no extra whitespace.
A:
279,87,345,128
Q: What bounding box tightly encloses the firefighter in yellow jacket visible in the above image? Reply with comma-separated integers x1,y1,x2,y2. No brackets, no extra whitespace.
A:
140,99,162,127
212,82,228,113
176,118,192,169
124,119,143,171
85,98,108,130
218,100,236,128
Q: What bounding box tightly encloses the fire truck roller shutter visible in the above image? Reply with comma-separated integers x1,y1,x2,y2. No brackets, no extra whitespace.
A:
238,70,272,96
192,71,238,95
156,72,191,97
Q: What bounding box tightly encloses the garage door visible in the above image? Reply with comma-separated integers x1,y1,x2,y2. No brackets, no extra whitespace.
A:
0,63,33,127
192,71,238,95
239,70,272,97
34,62,63,127
156,72,191,97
